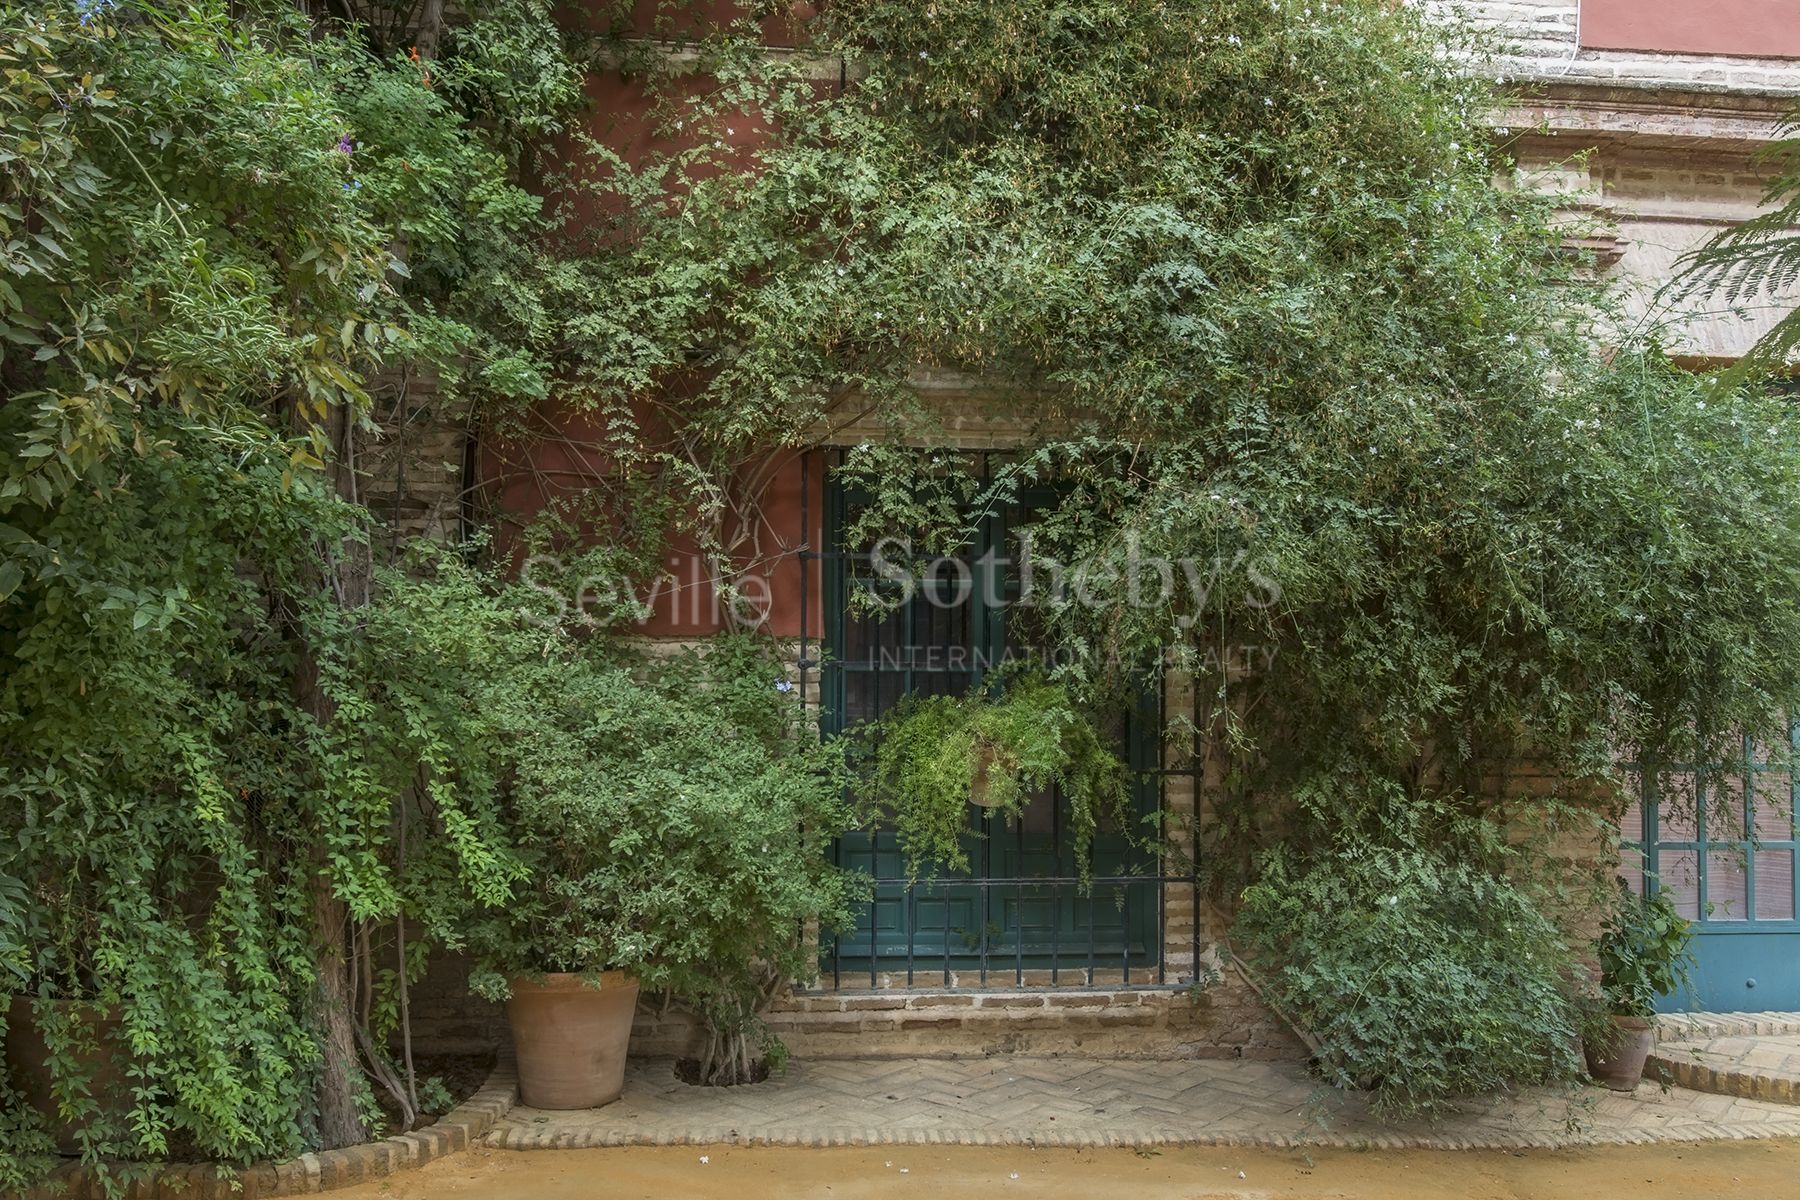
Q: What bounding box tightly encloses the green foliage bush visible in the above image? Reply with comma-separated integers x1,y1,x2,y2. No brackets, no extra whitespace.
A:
2,0,1798,1163
0,0,622,1185
458,628,859,1085
556,0,1800,1113
1596,885,1693,1019
1235,793,1585,1118
1,419,364,1179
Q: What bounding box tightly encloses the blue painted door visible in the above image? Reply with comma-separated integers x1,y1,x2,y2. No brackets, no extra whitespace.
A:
820,482,1160,982
1621,740,1800,1012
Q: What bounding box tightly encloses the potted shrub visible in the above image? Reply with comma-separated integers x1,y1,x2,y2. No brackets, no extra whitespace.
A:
855,672,1133,880
1586,883,1692,1091
471,634,859,1103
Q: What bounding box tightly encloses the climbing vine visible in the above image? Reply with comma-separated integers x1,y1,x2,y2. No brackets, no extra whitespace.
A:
5,0,1800,1171
540,0,1800,1112
0,0,596,1186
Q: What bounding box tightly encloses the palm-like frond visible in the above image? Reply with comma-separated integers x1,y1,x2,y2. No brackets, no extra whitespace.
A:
1677,113,1800,383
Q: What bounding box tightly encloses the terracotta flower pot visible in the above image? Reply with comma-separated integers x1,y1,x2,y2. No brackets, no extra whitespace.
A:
1585,1014,1656,1091
4,995,128,1154
505,971,639,1110
969,744,1001,808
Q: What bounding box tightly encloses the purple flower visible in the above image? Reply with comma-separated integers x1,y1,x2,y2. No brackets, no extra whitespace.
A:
774,678,794,693
336,135,354,156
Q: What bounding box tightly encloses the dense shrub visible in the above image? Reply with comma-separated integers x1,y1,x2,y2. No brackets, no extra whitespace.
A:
567,0,1800,1112
1235,795,1585,1117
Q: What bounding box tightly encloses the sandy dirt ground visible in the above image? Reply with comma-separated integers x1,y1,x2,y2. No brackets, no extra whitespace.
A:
338,1139,1800,1199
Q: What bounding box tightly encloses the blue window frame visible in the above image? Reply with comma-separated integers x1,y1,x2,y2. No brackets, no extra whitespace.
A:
1620,724,1800,1011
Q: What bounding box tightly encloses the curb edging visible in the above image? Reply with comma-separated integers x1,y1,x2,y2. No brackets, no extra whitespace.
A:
18,1056,517,1199
484,1114,1800,1153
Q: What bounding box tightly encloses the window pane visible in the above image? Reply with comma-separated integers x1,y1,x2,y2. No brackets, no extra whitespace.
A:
1708,773,1748,841
1706,848,1749,921
1657,849,1701,921
1655,773,1699,841
1620,790,1643,845
1618,843,1647,896
1755,794,1797,843
842,600,906,665
1756,851,1797,921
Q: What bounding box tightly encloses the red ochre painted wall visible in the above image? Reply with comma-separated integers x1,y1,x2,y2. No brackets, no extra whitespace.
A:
1581,0,1800,60
485,4,829,641
482,401,825,641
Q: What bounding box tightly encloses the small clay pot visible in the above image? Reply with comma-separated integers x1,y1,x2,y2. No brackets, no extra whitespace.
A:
505,971,639,1109
1585,1014,1656,1091
969,744,1001,808
4,995,128,1154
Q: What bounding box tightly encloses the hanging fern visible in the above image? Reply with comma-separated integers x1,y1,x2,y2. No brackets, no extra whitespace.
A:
855,674,1133,883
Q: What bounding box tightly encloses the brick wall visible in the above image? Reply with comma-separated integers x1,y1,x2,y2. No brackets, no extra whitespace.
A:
409,968,1306,1063
1448,0,1800,95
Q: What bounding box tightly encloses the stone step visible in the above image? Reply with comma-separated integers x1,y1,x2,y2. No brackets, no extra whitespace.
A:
1649,1033,1800,1106
1654,1011,1800,1043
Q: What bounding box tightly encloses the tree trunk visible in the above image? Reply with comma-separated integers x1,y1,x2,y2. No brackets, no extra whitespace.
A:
414,0,446,61
310,882,367,1149
293,398,372,1149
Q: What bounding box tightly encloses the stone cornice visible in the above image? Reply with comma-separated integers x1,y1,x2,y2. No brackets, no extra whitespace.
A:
1498,82,1793,165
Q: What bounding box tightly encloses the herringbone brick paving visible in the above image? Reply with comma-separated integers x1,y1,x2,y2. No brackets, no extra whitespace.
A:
487,1053,1800,1152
